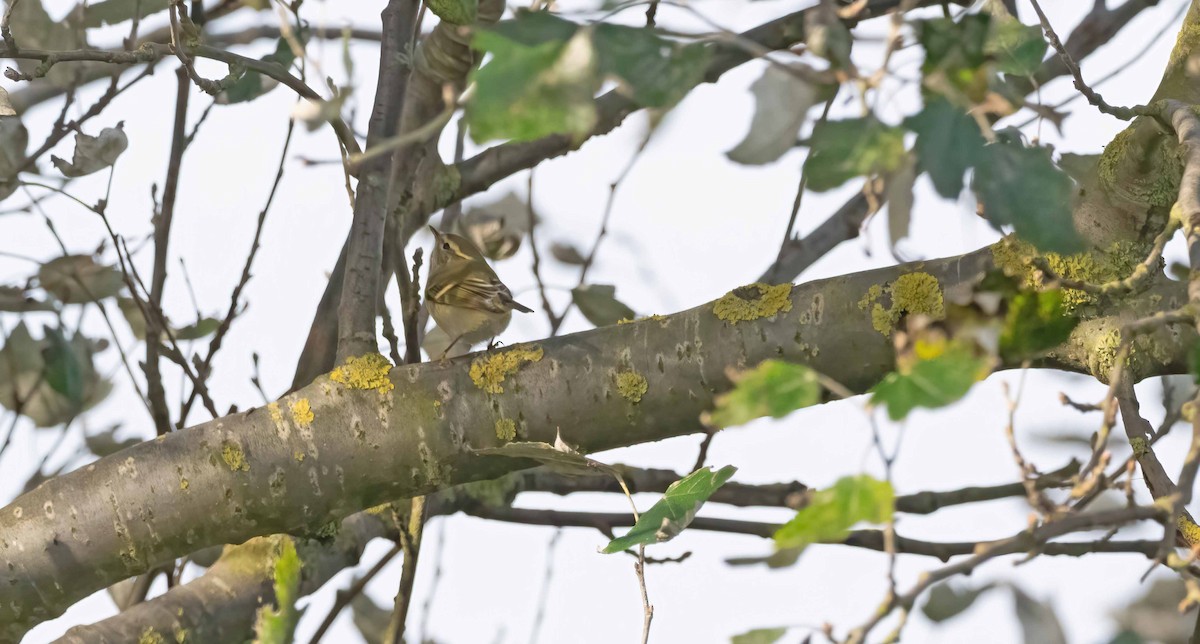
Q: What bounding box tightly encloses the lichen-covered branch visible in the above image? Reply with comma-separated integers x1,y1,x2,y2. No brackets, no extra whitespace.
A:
0,239,1191,638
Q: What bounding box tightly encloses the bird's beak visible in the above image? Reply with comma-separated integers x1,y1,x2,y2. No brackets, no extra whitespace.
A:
428,225,440,238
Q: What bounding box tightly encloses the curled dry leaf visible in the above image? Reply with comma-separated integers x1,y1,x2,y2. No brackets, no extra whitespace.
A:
51,123,129,177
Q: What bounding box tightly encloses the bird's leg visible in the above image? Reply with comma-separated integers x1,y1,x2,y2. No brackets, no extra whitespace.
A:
487,338,505,351
440,335,463,366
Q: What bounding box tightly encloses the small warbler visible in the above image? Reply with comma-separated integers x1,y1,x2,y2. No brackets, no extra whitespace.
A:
425,226,532,358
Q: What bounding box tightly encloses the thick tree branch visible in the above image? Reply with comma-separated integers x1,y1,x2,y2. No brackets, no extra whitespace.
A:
333,0,420,362
1,241,1192,637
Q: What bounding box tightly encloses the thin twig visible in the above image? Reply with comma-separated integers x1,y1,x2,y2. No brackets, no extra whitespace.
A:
551,129,653,334
385,496,427,644
526,171,562,331
766,92,838,284
179,118,296,426
1027,0,1146,122
418,518,448,644
307,541,404,644
401,249,424,365
145,67,191,436
528,529,562,644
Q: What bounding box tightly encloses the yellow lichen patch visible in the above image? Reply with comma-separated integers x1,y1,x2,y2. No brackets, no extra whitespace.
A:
1169,19,1200,69
615,370,648,403
293,450,306,463
1097,126,1183,208
221,441,249,472
469,345,544,394
1179,514,1200,547
1130,436,1149,458
268,402,283,425
992,236,1144,312
495,418,517,441
713,283,793,324
179,477,189,491
858,284,883,311
330,353,395,394
139,626,165,644
290,398,314,427
868,272,945,336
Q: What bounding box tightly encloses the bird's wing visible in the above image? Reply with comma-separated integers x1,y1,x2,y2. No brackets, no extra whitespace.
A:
426,268,513,314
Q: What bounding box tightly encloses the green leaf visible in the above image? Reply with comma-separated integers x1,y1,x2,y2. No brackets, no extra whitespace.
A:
724,547,802,569
999,289,1078,361
593,24,711,108
252,538,304,644
83,0,169,28
974,141,1083,253
219,38,298,105
603,465,737,553
84,425,139,457
886,154,917,247
38,255,125,304
117,297,147,339
731,627,788,644
774,475,893,551
0,323,112,427
922,582,994,622
550,242,586,265
986,18,1047,77
709,360,821,428
727,64,836,166
916,15,989,71
571,284,635,327
175,317,221,341
1192,344,1200,385
804,117,906,191
870,339,990,421
486,10,580,46
473,432,621,478
903,97,985,198
1011,586,1067,644
469,12,711,143
349,592,391,643
426,0,477,25
469,15,596,143
41,326,83,407
914,14,991,101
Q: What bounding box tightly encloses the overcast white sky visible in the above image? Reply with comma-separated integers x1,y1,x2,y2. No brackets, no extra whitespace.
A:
4,1,1198,642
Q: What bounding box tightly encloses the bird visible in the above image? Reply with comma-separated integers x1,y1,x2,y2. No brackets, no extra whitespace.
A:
425,225,533,360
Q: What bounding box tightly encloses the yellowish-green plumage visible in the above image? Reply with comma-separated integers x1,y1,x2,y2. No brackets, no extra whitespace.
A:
425,226,532,357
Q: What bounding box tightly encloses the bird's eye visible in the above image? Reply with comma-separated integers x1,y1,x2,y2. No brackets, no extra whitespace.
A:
442,242,451,250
